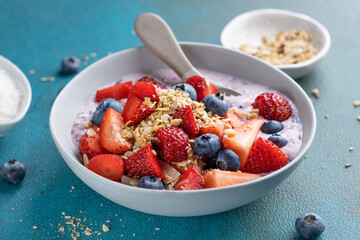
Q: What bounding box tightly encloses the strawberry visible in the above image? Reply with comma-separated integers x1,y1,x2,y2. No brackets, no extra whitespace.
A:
199,121,225,138
124,144,165,179
243,137,288,174
131,81,159,102
138,76,167,89
222,118,262,171
225,112,244,128
155,127,190,163
173,105,199,137
100,108,132,154
122,93,155,126
174,166,204,190
203,169,262,188
252,92,292,121
79,126,109,159
87,154,124,181
95,81,133,102
185,75,218,102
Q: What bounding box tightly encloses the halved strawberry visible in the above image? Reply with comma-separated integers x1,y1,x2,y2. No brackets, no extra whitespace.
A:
185,75,218,102
243,137,288,174
79,126,109,159
131,81,159,102
124,144,165,179
96,81,133,102
138,76,167,89
174,166,204,190
199,121,225,138
100,108,132,154
225,112,244,128
156,127,190,163
203,169,262,188
87,154,124,181
173,105,199,137
252,92,292,121
122,93,155,126
222,118,262,171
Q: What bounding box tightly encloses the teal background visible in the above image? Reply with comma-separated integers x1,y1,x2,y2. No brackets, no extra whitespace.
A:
0,0,359,239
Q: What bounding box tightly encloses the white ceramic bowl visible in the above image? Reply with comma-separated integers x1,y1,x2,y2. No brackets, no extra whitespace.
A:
221,9,331,79
49,43,316,216
0,56,32,137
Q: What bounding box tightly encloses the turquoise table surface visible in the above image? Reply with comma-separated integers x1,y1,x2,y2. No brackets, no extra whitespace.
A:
1,0,359,239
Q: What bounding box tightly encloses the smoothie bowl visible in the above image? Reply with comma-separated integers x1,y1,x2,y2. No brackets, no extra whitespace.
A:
49,43,315,216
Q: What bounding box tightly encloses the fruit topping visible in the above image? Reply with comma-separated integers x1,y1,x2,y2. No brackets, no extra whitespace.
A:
174,166,204,190
0,159,26,185
172,105,199,137
157,160,181,184
96,81,133,102
260,120,284,134
268,134,288,148
122,93,155,126
199,121,225,138
61,56,81,74
243,137,288,174
99,108,132,154
138,176,164,190
295,213,325,239
214,149,240,171
185,75,218,102
194,133,222,157
138,76,167,89
252,92,292,121
225,112,243,128
92,98,123,125
79,126,109,159
87,154,124,181
173,83,197,101
202,92,230,117
131,80,159,102
124,144,165,179
203,169,261,188
156,127,190,163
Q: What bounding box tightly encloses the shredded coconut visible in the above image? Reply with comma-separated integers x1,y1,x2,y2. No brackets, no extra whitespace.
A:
0,68,21,122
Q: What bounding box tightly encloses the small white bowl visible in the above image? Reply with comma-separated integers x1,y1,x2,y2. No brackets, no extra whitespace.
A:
221,9,331,79
0,56,32,137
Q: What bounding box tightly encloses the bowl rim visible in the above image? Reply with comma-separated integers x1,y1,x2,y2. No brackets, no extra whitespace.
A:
50,42,316,194
220,8,331,70
0,55,32,126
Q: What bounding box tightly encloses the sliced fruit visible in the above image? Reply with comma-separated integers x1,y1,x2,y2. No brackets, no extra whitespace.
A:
95,81,133,102
131,80,159,102
99,108,132,154
158,160,181,184
252,92,292,121
173,105,199,137
138,76,167,89
185,75,218,102
87,154,124,181
124,144,165,179
203,169,262,188
199,121,225,138
174,166,204,190
243,137,288,174
222,118,262,171
79,126,109,159
122,93,155,126
225,112,244,128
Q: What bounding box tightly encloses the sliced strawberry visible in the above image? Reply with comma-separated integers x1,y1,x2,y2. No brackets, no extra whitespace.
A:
156,127,190,163
79,126,109,159
174,166,204,190
173,105,199,137
100,108,132,154
138,76,167,89
124,144,165,179
225,112,244,128
87,154,124,181
122,93,155,126
199,121,225,138
95,81,133,102
243,137,288,174
252,92,292,121
131,81,159,102
185,75,218,102
222,118,262,171
203,169,262,188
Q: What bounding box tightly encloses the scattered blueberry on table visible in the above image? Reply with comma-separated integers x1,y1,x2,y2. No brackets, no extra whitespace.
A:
173,83,197,101
202,92,230,117
194,133,222,157
295,213,325,239
138,176,164,190
0,159,26,185
92,98,123,125
61,56,81,74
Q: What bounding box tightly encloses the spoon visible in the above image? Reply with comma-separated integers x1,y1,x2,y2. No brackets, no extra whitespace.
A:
134,13,241,96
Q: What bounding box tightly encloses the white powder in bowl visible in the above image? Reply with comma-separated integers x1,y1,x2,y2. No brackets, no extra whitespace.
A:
0,68,21,122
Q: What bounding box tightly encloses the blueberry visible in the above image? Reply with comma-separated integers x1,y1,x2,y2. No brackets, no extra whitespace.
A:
202,93,230,117
0,159,26,185
268,134,288,148
138,176,164,190
61,56,81,74
295,213,325,239
261,120,284,134
194,134,222,157
216,149,240,171
92,98,122,125
173,83,197,101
